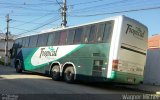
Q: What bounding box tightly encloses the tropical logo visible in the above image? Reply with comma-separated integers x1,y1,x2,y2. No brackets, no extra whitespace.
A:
39,47,59,58
125,24,145,40
31,45,81,66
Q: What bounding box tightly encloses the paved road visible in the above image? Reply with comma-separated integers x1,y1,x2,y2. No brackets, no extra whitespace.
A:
0,65,147,100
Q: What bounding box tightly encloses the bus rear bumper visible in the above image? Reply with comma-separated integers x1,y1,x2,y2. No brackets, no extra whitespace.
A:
111,71,143,84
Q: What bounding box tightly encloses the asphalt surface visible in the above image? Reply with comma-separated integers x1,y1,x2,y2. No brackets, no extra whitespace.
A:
0,65,148,100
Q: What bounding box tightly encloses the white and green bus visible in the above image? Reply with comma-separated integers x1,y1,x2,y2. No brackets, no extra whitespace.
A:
11,15,148,84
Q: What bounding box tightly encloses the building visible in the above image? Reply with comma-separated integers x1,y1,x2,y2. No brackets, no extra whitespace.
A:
143,34,160,85
0,33,14,58
148,34,160,48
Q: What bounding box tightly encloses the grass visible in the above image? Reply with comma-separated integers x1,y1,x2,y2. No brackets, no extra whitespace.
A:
0,57,11,65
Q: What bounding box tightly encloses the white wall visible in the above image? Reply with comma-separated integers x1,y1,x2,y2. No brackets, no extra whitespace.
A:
0,40,13,58
144,49,160,85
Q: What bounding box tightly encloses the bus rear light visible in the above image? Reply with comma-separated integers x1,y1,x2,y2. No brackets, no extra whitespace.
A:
112,60,119,70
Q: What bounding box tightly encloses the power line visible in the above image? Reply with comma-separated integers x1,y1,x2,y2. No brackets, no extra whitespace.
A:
16,17,61,36
11,13,54,28
0,5,56,12
70,0,129,12
56,0,63,8
69,0,105,6
11,19,46,24
10,27,39,32
0,2,57,6
70,6,160,17
70,0,159,14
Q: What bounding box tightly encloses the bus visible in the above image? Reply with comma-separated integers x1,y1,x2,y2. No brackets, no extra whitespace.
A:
11,15,148,84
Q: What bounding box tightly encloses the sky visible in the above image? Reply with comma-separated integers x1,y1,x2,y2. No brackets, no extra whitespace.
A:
0,0,160,38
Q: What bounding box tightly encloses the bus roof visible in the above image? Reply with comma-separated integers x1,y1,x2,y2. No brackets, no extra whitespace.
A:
15,15,146,39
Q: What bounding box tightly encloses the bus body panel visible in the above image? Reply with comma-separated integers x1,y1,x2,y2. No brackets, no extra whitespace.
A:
11,15,148,84
112,16,148,84
18,43,111,82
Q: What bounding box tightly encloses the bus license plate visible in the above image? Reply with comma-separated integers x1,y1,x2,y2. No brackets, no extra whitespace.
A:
127,78,134,83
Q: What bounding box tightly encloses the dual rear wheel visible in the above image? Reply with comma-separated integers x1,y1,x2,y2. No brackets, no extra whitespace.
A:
51,65,75,83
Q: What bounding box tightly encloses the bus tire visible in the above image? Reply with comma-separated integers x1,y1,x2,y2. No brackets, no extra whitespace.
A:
15,61,22,73
51,65,60,81
63,66,75,83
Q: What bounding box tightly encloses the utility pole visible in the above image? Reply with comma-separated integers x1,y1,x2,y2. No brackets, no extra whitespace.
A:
5,14,11,66
61,0,67,28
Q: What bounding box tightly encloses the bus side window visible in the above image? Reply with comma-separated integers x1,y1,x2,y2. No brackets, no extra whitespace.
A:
47,32,55,46
53,31,61,45
88,25,97,43
82,25,90,43
59,30,68,45
74,27,83,44
17,38,23,48
18,38,23,48
22,37,26,47
28,35,38,47
103,21,114,43
24,37,30,47
37,33,49,47
66,29,75,45
96,23,105,42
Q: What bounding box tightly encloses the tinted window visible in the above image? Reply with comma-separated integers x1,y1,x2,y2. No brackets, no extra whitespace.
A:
74,27,83,44
22,37,26,47
96,22,105,42
24,37,30,47
16,38,22,48
88,25,97,43
28,35,38,47
53,31,61,45
37,33,49,47
103,21,114,42
66,29,75,45
47,32,55,46
82,25,91,43
59,31,67,45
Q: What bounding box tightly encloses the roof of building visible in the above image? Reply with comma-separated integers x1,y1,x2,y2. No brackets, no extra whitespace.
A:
148,34,160,48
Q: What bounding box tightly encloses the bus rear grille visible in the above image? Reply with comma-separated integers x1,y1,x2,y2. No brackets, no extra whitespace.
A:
92,60,103,77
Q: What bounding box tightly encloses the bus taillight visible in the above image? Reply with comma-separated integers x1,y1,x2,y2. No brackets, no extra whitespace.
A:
112,60,119,70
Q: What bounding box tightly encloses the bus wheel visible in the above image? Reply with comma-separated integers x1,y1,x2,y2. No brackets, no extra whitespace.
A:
51,65,60,81
15,61,22,73
64,66,75,83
